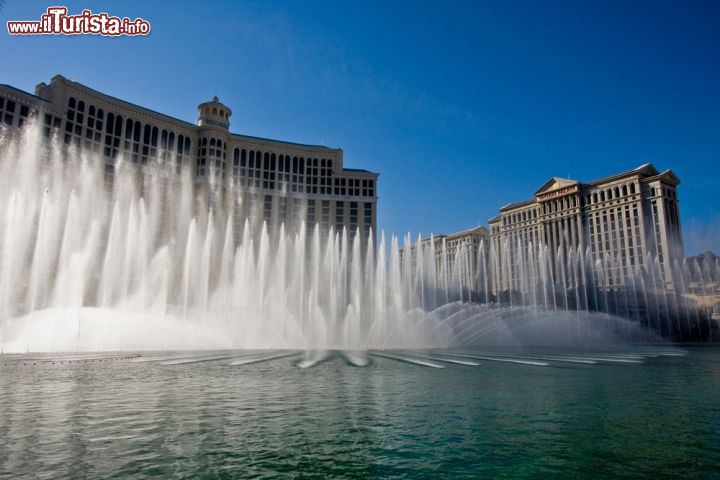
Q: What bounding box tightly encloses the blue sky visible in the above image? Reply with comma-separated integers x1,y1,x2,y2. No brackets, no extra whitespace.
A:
2,0,719,254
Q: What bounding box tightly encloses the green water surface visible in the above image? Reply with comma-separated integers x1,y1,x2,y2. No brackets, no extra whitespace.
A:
1,348,718,479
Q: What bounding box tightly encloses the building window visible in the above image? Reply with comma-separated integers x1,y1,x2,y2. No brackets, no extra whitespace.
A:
364,202,372,227
18,104,30,127
321,200,330,226
233,148,241,178
335,201,344,231
307,200,316,225
350,201,358,229
264,195,273,222
278,197,288,223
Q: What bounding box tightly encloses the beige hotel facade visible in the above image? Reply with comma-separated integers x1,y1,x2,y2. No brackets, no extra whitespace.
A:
399,226,490,301
489,164,683,293
0,74,378,242
403,165,683,299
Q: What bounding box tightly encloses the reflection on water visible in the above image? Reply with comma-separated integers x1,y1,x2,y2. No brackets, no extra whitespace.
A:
0,348,719,478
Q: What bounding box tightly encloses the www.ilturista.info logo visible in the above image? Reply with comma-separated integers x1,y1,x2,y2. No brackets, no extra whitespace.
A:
7,7,150,36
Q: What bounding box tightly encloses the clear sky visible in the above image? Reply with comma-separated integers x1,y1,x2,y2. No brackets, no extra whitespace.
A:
2,0,719,254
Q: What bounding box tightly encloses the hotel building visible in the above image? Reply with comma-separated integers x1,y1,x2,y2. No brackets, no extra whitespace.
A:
489,164,684,293
0,74,378,242
399,226,490,300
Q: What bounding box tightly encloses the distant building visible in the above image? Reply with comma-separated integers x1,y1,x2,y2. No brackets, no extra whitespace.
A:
0,75,378,243
684,251,720,319
399,226,490,300
489,164,684,293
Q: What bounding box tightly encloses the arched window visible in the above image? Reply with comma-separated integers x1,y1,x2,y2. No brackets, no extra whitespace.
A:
97,109,104,120
593,193,598,203
622,185,628,196
114,115,122,136
184,137,190,154
210,138,216,147
614,187,620,198
241,149,246,167
106,112,114,134
125,118,133,139
650,187,656,196
143,124,151,144
89,105,95,116
133,122,141,142
212,107,217,115
69,97,76,109
600,191,606,202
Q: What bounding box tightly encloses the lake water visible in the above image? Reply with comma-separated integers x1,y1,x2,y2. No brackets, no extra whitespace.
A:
1,347,718,479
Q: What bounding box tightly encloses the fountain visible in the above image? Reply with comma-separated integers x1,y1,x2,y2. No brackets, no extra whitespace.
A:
0,124,715,353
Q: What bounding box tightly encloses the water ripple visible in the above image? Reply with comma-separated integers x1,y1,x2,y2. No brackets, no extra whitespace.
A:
0,348,718,478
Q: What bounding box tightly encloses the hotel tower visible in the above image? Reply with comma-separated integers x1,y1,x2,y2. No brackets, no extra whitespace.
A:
0,75,378,244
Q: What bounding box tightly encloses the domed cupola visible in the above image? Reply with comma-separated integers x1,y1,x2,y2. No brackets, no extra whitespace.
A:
197,96,231,130
195,96,231,182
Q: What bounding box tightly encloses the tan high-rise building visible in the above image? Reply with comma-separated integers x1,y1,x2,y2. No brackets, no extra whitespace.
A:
489,164,683,294
0,75,378,243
